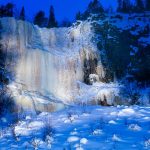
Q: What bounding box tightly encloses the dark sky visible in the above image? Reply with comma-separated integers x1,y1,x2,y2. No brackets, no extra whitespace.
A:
0,0,118,22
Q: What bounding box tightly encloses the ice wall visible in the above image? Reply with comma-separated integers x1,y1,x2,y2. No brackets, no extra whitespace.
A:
0,18,106,110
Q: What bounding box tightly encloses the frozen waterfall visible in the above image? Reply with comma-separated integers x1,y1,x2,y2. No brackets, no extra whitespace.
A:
0,17,119,111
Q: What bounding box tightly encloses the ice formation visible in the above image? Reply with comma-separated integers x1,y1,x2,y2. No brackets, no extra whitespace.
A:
0,17,119,111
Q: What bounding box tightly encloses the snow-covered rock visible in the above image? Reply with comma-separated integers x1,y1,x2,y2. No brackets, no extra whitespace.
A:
112,134,122,142
80,138,88,144
118,108,135,116
128,124,142,131
67,136,79,142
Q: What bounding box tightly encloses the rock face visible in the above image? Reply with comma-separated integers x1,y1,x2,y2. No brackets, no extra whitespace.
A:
0,18,107,111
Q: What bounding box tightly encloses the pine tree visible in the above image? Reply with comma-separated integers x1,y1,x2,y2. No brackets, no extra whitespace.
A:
117,0,123,12
4,3,14,17
0,21,6,84
61,19,71,27
0,21,3,55
145,0,150,11
19,6,25,20
143,24,150,35
47,5,58,28
135,0,144,12
88,0,104,14
0,3,14,17
0,21,3,84
76,11,81,20
108,6,113,14
122,0,131,13
0,21,4,66
98,1,104,14
34,11,47,27
87,1,93,13
92,0,99,12
0,6,4,17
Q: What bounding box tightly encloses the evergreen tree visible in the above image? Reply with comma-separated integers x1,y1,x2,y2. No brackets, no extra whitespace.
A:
145,0,150,11
4,3,14,17
34,11,48,27
0,21,8,85
92,0,99,13
0,6,5,17
98,1,105,14
107,6,113,14
19,6,25,20
117,0,123,12
135,0,144,12
82,0,104,20
87,1,93,13
76,11,81,20
88,0,104,14
47,5,58,28
122,0,131,13
143,24,150,35
0,3,14,17
61,19,71,27
0,21,3,66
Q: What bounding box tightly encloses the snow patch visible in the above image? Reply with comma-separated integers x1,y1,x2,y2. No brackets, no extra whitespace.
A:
67,136,79,142
118,108,135,116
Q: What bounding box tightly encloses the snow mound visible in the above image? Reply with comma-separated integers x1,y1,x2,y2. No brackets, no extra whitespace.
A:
128,124,142,131
67,136,79,143
112,134,122,142
118,108,135,116
80,138,88,144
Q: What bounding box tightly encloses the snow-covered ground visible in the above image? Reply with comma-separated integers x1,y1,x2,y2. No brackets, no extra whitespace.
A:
1,105,150,149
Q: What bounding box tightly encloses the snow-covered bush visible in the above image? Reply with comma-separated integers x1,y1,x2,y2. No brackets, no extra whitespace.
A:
75,143,84,150
67,111,77,123
31,138,42,150
123,118,129,126
128,124,142,131
81,104,90,114
121,81,140,105
42,118,55,142
89,122,103,135
11,125,20,141
45,135,54,149
139,88,150,105
99,117,106,129
0,127,4,138
144,139,150,148
112,134,121,142
0,90,15,116
92,129,103,135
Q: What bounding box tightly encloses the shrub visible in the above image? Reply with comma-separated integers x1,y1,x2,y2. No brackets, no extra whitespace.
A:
121,81,140,105
42,118,55,141
0,88,15,116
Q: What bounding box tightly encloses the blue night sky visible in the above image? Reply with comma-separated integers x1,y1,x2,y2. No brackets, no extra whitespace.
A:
0,0,118,22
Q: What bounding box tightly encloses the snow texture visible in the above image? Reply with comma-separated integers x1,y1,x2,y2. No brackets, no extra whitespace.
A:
0,105,150,149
